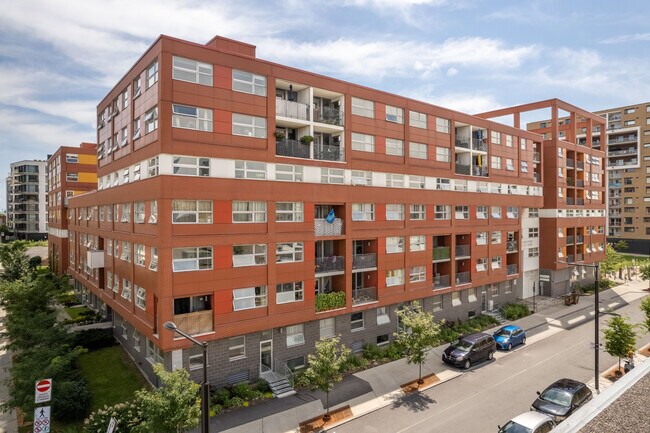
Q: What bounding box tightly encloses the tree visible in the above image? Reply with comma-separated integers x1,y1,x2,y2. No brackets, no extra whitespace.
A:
0,241,29,281
613,240,629,252
640,297,650,332
640,263,650,291
133,363,200,433
600,244,623,278
603,315,637,374
300,336,351,421
394,301,441,385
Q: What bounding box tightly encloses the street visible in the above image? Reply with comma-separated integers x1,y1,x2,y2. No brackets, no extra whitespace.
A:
333,297,650,433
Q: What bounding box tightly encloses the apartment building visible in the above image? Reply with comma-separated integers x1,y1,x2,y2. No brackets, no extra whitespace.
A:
6,160,48,240
65,34,604,388
46,143,97,274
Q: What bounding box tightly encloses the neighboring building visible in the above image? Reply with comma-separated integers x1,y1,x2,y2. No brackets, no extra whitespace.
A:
6,160,48,240
47,143,98,274
66,34,603,388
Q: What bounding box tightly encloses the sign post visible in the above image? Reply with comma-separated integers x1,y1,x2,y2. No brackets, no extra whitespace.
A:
107,417,117,433
33,406,50,433
34,379,52,404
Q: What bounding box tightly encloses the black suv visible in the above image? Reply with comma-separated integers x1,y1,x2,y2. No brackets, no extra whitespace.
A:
442,332,496,369
531,378,593,423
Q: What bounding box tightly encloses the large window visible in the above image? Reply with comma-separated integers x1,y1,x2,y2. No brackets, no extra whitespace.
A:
386,236,405,253
409,110,427,129
321,168,344,184
352,203,374,221
232,201,266,223
386,138,404,156
134,202,145,223
410,204,426,220
276,242,304,263
172,56,213,85
172,247,213,272
386,269,404,286
235,160,266,180
351,312,364,331
172,104,213,131
286,324,305,347
135,285,146,310
275,164,303,182
410,266,426,283
455,205,469,219
409,142,427,159
276,202,304,222
351,170,372,186
144,106,158,134
121,278,132,301
232,244,267,267
134,244,145,266
351,132,375,152
386,204,404,221
436,147,450,162
229,336,245,360
172,200,213,223
435,205,451,220
386,173,405,188
146,61,158,88
172,156,209,176
276,281,304,304
436,117,450,133
233,286,267,311
232,69,267,96
410,235,426,251
351,97,374,118
320,318,336,339
385,105,404,123
232,114,267,138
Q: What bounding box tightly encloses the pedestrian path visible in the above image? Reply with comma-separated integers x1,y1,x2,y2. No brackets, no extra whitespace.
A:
211,279,649,433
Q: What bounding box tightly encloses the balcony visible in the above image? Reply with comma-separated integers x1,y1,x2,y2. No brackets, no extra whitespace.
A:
533,152,541,163
315,292,346,312
609,159,638,167
455,245,471,259
314,106,344,126
567,254,574,263
576,235,584,244
472,138,487,152
566,159,575,168
608,148,637,156
433,274,451,289
455,271,471,285
352,253,377,270
315,256,345,274
506,241,518,253
433,246,451,262
455,136,471,149
576,180,584,187
608,135,637,145
276,139,310,159
172,310,213,335
534,173,541,183
566,236,574,245
352,287,378,305
506,264,518,276
315,218,343,236
455,163,471,175
576,253,584,261
314,144,341,162
276,99,309,121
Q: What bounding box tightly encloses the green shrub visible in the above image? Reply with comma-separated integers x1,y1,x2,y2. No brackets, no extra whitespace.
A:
254,378,271,394
52,379,92,421
72,328,116,350
315,292,346,312
501,303,530,321
211,387,231,406
83,400,144,432
382,342,404,361
362,343,383,361
226,396,245,408
341,353,369,372
232,382,255,400
210,404,222,416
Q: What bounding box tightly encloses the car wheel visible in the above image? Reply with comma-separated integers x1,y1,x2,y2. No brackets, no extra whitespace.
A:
507,343,512,351
522,337,526,345
463,359,471,369
488,351,494,360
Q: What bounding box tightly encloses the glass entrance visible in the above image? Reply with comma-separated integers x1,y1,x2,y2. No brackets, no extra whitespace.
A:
481,290,488,312
260,340,272,375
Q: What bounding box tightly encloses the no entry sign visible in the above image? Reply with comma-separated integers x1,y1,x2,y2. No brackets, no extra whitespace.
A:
34,379,52,404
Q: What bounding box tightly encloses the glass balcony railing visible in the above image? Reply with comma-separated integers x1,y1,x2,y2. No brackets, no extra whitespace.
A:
352,253,377,270
506,264,518,275
455,163,471,175
566,236,575,245
314,144,342,161
455,245,471,258
314,106,344,126
472,138,487,152
433,274,450,289
455,136,471,149
276,139,310,159
455,271,470,285
315,256,345,274
352,287,377,305
276,99,310,120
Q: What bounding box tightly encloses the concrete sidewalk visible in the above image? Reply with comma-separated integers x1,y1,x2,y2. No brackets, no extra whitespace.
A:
211,279,649,433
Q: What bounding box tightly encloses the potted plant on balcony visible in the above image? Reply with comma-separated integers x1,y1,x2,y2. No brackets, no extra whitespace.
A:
273,131,285,141
300,135,314,145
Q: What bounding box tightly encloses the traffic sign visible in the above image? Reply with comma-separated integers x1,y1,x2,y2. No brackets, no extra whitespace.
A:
33,406,50,433
107,417,117,433
539,275,550,282
34,379,52,404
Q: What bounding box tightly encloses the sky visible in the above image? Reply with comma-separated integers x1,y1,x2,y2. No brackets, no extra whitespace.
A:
2,0,650,211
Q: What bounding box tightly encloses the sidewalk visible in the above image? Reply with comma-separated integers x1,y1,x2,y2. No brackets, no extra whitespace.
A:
212,279,649,433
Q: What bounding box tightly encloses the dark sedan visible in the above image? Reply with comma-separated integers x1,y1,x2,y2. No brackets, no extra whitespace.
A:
531,378,592,423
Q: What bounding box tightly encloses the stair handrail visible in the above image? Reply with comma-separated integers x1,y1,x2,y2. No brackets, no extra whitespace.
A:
496,304,507,319
274,358,295,388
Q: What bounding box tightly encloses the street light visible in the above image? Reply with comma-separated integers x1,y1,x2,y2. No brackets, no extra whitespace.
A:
163,321,210,433
558,261,601,393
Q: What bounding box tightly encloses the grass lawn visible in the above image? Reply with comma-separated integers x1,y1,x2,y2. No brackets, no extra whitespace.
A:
64,305,92,321
77,346,149,411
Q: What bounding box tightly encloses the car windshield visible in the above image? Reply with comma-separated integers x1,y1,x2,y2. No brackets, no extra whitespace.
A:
499,421,532,433
495,328,512,337
451,339,473,352
540,388,572,407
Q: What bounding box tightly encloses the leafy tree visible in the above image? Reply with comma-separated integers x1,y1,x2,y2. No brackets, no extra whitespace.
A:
0,241,29,281
603,315,637,373
613,240,629,252
133,363,200,433
640,263,650,291
300,336,351,421
640,296,650,332
600,244,623,278
394,301,441,385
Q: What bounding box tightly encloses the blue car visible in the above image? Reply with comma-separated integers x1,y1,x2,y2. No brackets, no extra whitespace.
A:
493,325,526,350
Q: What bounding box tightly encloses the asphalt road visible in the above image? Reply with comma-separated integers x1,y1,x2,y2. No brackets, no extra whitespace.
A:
333,298,650,433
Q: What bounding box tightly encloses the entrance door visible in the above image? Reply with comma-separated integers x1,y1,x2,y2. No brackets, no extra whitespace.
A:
260,340,273,375
481,290,488,312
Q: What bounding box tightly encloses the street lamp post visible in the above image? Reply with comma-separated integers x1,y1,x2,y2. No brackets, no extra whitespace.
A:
163,321,210,433
532,281,536,313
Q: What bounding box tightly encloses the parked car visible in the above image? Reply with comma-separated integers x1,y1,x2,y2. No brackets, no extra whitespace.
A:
531,378,593,422
498,411,556,433
442,332,496,369
493,325,526,350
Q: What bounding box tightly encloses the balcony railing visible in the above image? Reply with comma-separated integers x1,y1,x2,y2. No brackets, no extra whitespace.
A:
576,180,584,187
608,135,637,144
534,173,541,183
577,198,584,205
455,163,471,175
455,271,470,285
506,264,518,275
576,161,584,170
608,148,637,156
455,136,470,149
433,246,450,261
566,159,575,168
576,235,584,244
576,253,584,261
314,106,344,126
566,236,574,245
472,138,487,152
172,310,213,335
314,144,341,161
567,254,574,262
352,287,377,305
315,218,343,236
276,99,310,120
533,152,541,162
433,274,450,289
455,245,471,258
315,256,345,274
276,139,310,159
352,253,377,270
506,241,518,253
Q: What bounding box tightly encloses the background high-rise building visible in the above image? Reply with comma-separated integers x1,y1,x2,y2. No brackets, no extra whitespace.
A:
6,160,48,240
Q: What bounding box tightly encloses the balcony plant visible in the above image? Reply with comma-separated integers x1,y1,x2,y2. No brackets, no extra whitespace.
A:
315,291,346,312
273,131,285,141
299,135,314,145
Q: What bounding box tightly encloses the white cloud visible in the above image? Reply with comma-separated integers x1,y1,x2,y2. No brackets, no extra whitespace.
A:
446,67,458,76
431,93,503,114
600,33,650,44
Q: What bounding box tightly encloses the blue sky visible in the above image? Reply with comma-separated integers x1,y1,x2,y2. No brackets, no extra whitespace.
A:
2,0,650,210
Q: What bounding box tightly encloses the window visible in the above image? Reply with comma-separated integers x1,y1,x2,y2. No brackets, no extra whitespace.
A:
172,247,213,272
436,117,450,133
275,164,303,182
386,236,405,253
476,258,487,271
520,138,526,150
451,291,461,306
133,163,141,181
477,206,488,219
113,273,119,293
146,339,164,364
172,104,213,131
491,206,502,219
149,247,158,271
233,286,267,311
351,97,374,118
528,247,539,258
436,178,451,190
386,204,404,220
276,202,304,222
172,56,213,85
386,173,405,188
276,242,304,263
410,235,425,252
491,256,502,269
321,168,344,184
135,285,146,310
410,266,426,282
121,278,132,301
229,336,246,360
386,138,404,156
505,135,513,147
351,170,372,186
235,160,266,180
409,175,425,189
106,271,113,289
506,158,515,171
66,173,78,182
386,269,404,286
146,61,158,88
528,208,539,218
528,228,539,238
173,156,209,176
122,168,130,184
624,120,635,126
352,203,374,221
476,232,488,245
232,201,266,223
410,204,426,220
133,76,142,98
455,205,469,219
491,131,502,145
409,110,427,129
144,107,158,133
149,200,158,224
558,167,564,178
135,244,145,266
521,161,528,173
409,142,427,159
351,312,364,331
66,153,78,163
351,132,375,152
232,69,266,96
491,156,502,169
277,282,304,304
188,354,205,371
320,318,336,339
232,113,267,138
558,187,564,198
435,205,451,220
148,157,159,177
120,241,131,262
286,324,305,347
506,207,518,219
436,146,450,162
385,105,403,123
491,231,502,244
132,117,142,139
233,244,267,267
120,203,130,223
